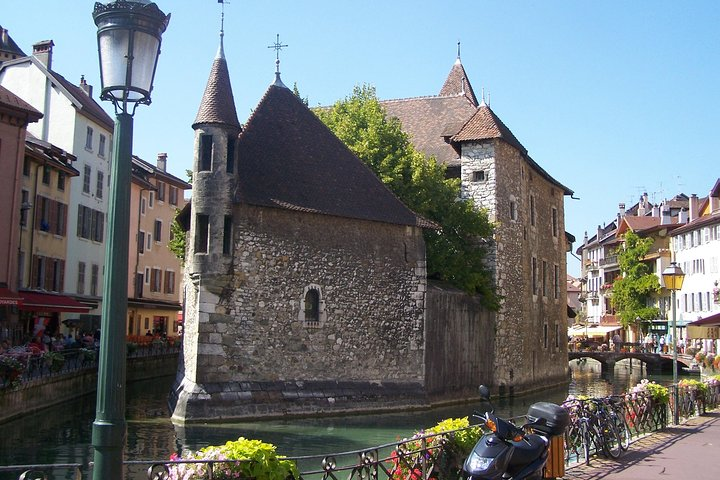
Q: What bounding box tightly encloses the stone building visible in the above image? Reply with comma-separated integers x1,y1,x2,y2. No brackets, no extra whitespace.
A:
170,42,431,422
384,51,574,394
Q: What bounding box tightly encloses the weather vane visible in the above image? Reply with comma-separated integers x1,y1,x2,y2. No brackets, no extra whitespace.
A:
268,34,288,75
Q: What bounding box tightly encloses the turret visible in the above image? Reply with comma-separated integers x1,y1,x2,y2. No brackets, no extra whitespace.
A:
188,33,241,276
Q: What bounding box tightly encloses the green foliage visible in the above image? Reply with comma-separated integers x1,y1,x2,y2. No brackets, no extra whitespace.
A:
168,212,187,265
427,417,482,456
611,231,661,328
645,382,669,404
170,437,298,480
292,82,308,106
314,85,498,308
42,351,65,372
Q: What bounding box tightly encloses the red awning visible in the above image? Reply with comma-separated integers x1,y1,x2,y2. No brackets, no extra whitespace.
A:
0,287,22,306
18,291,91,313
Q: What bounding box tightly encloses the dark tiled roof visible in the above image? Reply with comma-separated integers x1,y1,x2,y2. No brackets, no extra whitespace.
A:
132,154,192,189
382,95,477,167
193,53,240,129
45,70,113,131
0,84,42,121
439,59,479,107
25,133,79,177
0,26,25,58
236,84,424,228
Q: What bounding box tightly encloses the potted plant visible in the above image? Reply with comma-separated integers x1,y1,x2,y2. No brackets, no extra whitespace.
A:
0,355,25,389
42,351,65,373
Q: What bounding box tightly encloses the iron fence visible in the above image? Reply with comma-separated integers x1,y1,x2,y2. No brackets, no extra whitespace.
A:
1,383,718,480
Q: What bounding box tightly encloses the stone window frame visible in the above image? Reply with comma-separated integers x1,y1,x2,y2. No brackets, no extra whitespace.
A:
509,195,518,222
551,207,558,237
472,170,486,182
298,284,327,328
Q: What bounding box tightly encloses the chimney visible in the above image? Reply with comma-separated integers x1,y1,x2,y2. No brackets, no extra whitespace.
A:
583,231,588,246
157,153,167,172
661,203,671,225
79,75,93,97
678,208,688,224
597,225,603,242
1,28,8,46
651,205,660,218
688,194,699,221
32,40,54,69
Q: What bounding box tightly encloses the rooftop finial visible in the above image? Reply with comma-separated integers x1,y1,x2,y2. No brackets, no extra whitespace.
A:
216,0,228,59
456,41,461,64
268,33,288,87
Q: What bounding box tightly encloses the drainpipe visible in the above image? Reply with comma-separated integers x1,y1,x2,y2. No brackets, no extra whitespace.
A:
27,162,44,289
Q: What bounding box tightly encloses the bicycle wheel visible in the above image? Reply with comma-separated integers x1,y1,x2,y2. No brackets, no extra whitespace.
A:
581,422,592,465
615,416,631,451
601,420,622,459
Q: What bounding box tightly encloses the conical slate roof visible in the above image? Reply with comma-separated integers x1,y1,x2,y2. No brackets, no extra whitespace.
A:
193,44,241,129
439,58,478,107
235,84,425,227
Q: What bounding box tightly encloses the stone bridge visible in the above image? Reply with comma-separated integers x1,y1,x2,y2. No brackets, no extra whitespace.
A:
568,351,694,375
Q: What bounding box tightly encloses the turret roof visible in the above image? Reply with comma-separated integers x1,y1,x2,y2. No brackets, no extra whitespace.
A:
439,57,479,106
193,45,240,129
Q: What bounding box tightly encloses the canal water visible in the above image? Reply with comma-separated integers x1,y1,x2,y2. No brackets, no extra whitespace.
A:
0,358,673,478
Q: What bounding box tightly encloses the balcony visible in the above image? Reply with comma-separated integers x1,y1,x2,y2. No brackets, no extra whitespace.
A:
599,255,618,268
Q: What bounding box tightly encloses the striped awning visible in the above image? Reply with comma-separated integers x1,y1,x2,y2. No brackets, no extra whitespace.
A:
0,287,22,306
18,291,91,313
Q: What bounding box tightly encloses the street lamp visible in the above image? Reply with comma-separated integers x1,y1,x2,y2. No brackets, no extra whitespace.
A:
662,261,685,425
92,2,169,479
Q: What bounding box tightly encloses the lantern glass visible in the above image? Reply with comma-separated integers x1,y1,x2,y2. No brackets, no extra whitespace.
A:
662,263,685,291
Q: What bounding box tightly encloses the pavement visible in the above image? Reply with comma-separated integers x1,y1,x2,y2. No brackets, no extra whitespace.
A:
562,410,720,479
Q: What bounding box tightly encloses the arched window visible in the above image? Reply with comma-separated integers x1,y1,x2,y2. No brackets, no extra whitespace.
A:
304,289,320,325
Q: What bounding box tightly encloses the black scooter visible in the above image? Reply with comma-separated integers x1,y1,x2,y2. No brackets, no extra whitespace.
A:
463,386,569,480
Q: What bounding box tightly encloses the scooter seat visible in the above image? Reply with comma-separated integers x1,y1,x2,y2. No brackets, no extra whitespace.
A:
507,433,547,469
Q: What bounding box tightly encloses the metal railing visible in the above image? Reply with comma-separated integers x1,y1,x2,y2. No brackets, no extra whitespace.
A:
0,341,180,391
2,383,718,480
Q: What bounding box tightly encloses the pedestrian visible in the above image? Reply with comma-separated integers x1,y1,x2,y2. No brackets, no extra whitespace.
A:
644,333,653,353
659,335,666,354
612,333,621,352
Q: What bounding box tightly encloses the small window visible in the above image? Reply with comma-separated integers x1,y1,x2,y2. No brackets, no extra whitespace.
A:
472,170,485,182
304,289,320,325
200,134,212,171
223,215,232,255
226,135,235,173
510,200,517,221
551,207,558,237
57,171,66,191
169,186,178,206
144,267,150,285
138,231,145,254
542,260,547,297
196,214,209,253
20,190,30,226
23,157,31,176
141,197,146,215
543,323,548,349
77,261,86,295
98,134,106,157
90,264,99,296
530,195,536,227
96,171,104,199
149,191,154,208
85,126,94,150
157,182,165,202
532,257,537,295
83,165,91,194
42,165,51,185
154,220,162,243
147,233,152,251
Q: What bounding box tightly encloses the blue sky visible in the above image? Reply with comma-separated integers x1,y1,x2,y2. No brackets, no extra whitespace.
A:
4,1,719,276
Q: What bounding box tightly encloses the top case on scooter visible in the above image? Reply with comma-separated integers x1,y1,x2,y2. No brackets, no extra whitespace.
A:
526,402,570,436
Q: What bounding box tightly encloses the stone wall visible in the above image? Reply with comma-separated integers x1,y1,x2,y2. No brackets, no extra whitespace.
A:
424,284,495,396
172,205,428,422
461,139,569,395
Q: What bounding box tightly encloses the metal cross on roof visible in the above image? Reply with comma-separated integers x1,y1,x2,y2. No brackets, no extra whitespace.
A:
268,34,288,74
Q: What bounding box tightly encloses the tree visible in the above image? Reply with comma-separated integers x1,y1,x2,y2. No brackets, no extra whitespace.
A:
611,230,661,332
314,85,498,309
168,169,192,264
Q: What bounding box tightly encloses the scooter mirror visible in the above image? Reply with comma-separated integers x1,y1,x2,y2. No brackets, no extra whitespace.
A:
478,385,490,400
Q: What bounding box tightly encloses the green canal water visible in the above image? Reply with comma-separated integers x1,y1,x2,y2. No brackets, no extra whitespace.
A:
0,358,673,477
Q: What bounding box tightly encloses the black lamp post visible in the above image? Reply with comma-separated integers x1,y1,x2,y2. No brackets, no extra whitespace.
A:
91,2,169,478
662,261,685,425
